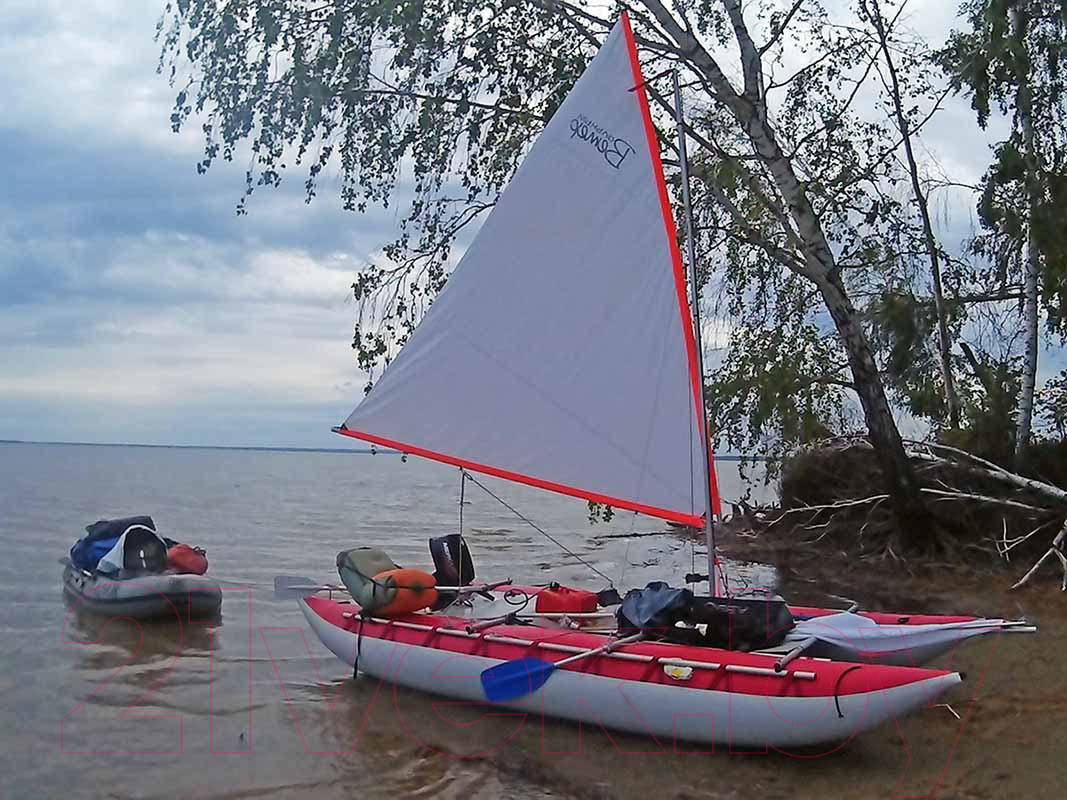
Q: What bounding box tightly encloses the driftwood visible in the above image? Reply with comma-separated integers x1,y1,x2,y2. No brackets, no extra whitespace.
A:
1010,520,1067,591
752,436,1067,591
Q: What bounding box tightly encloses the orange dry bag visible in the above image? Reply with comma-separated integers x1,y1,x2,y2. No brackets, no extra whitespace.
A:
370,568,438,616
167,544,209,575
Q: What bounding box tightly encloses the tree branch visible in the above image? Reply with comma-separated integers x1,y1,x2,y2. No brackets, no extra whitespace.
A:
920,487,1052,514
638,0,837,279
1011,519,1067,591
722,0,764,102
644,84,806,256
350,80,546,121
759,0,806,56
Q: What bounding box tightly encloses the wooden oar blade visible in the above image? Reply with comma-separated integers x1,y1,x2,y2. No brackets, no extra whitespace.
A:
481,657,555,703
273,575,328,600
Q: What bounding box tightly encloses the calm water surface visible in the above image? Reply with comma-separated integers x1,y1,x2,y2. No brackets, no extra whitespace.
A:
0,442,775,799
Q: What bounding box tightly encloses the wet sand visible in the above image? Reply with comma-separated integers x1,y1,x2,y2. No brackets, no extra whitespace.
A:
361,559,1065,800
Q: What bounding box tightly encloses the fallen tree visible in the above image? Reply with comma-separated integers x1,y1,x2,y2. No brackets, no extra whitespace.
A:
746,436,1067,591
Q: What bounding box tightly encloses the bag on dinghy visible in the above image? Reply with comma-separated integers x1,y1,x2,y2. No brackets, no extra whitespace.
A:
617,581,695,634
617,582,795,651
96,525,169,577
70,515,158,571
336,547,438,616
167,543,209,574
688,596,795,651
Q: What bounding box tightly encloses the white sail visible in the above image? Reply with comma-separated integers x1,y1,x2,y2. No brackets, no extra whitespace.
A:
338,14,708,526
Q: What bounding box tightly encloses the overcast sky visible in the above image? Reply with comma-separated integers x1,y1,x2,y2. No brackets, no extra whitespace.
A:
0,1,1017,448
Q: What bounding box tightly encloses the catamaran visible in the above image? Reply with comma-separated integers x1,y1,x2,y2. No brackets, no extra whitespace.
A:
296,13,1032,748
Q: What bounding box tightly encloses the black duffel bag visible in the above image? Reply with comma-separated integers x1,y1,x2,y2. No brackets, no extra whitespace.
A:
688,596,795,651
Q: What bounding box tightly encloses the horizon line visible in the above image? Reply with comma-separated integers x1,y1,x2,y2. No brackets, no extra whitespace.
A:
0,438,763,460
0,438,388,455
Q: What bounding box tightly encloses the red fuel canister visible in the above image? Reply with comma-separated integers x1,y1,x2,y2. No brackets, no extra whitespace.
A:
535,584,599,615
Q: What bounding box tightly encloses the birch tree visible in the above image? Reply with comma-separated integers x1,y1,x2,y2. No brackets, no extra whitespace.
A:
940,0,1067,468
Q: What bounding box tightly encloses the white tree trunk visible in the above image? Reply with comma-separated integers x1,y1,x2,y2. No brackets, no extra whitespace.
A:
1016,236,1040,465
1013,6,1040,469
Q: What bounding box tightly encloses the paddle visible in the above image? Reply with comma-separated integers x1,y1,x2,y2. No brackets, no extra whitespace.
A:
274,575,348,599
272,575,513,601
480,632,644,703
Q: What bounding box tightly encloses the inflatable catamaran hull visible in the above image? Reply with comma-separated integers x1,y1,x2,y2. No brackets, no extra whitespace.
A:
300,596,961,749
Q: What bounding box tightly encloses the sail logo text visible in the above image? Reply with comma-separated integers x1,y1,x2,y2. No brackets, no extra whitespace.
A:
569,114,634,169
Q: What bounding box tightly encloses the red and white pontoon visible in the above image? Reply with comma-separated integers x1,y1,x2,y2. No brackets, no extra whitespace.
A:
300,594,961,749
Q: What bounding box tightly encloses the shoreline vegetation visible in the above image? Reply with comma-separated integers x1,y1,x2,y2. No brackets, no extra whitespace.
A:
711,436,1067,592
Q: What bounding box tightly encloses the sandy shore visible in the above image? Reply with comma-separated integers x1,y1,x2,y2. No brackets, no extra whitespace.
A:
403,553,1066,800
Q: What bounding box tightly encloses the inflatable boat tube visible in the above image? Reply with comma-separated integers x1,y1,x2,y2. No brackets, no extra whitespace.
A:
62,562,222,620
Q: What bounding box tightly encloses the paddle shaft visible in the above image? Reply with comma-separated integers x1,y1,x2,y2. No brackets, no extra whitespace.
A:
279,577,511,595
552,632,644,668
287,582,493,593
774,636,817,672
479,631,647,703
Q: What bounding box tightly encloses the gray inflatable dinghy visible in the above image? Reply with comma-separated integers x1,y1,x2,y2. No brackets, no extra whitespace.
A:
64,517,222,620
63,561,222,619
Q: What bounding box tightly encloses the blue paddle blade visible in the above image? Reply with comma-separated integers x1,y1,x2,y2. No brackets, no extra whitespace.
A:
481,657,556,703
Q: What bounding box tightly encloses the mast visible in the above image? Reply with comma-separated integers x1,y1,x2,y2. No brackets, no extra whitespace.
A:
672,70,719,595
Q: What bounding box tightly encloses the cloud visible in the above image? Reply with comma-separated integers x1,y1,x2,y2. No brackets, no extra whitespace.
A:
0,1,400,445
0,0,197,154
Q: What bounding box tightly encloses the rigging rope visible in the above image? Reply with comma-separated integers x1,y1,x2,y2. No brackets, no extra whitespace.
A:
690,536,696,590
618,511,638,589
461,470,615,586
458,467,466,536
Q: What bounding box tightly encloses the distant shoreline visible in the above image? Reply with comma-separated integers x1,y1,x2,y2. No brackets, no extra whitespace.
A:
0,438,763,460
0,439,388,455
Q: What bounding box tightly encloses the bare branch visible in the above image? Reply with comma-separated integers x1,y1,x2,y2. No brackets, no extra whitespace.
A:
759,0,806,56
954,290,1026,304
908,439,1067,505
766,494,890,526
765,49,836,93
920,487,1052,514
1011,520,1067,591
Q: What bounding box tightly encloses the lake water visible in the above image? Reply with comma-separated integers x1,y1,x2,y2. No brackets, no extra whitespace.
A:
1,441,1059,800
0,442,767,798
